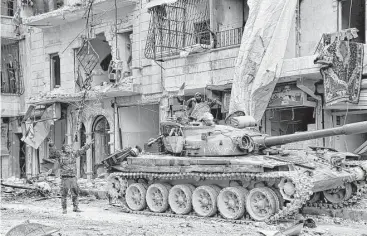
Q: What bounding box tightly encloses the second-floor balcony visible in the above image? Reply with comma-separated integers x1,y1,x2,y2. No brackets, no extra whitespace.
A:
23,0,138,28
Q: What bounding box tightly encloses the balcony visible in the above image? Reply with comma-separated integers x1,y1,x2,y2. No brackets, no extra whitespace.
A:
1,40,24,95
27,76,141,105
23,0,138,28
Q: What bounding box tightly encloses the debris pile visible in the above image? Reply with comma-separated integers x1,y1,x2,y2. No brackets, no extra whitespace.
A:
1,176,55,200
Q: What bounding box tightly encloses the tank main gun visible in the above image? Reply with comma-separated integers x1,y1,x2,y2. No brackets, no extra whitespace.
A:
252,121,367,148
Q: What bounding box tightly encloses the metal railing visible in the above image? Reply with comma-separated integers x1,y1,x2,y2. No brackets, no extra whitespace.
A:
215,27,243,49
1,42,24,95
1,0,17,16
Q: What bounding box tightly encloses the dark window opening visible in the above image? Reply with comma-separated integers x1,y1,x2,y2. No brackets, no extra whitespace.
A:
50,54,61,88
341,0,365,43
7,0,14,16
269,107,316,136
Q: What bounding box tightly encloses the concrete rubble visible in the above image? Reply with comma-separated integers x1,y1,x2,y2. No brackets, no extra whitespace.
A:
1,176,108,200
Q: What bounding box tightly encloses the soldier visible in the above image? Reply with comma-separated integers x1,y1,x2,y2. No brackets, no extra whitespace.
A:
186,92,222,125
48,139,94,214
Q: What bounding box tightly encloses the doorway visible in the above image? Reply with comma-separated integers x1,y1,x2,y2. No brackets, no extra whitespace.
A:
92,116,110,178
80,123,87,178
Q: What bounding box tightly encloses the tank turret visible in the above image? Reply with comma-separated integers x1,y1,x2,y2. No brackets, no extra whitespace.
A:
252,121,367,148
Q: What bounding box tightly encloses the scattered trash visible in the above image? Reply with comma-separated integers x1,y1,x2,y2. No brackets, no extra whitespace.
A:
303,218,317,228
179,222,193,228
333,218,342,225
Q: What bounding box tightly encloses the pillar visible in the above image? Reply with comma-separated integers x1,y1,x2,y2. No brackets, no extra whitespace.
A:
85,132,93,181
114,101,121,151
26,145,32,179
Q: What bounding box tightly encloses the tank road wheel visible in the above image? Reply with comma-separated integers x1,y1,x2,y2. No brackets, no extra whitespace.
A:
323,183,353,204
192,186,219,217
106,175,122,204
126,183,147,211
217,186,248,220
146,183,171,213
169,184,194,215
246,187,279,221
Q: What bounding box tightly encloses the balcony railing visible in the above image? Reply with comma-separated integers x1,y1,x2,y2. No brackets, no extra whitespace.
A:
30,0,64,16
1,42,24,95
215,27,243,49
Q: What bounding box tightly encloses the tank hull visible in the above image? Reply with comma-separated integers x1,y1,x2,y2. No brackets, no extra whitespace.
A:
106,152,367,222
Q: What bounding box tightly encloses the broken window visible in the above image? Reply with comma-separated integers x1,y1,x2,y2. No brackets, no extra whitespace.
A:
145,0,211,59
1,41,23,94
50,53,61,88
341,0,365,43
1,0,16,16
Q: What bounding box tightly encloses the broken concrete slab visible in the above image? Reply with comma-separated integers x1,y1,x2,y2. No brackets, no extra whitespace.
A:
302,206,367,222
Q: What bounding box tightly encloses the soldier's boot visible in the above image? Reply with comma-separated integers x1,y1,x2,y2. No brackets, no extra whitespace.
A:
62,198,67,214
72,196,82,212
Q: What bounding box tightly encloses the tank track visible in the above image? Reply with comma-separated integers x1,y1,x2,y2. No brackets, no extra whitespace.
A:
306,161,367,209
107,171,313,224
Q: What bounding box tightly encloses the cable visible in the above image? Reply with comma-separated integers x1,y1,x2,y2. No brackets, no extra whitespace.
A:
114,0,118,60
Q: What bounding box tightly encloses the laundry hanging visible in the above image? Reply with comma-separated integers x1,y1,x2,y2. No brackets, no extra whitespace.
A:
314,31,364,106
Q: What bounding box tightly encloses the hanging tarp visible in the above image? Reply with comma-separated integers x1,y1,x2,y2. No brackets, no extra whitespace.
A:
21,106,56,149
314,30,364,106
228,0,298,122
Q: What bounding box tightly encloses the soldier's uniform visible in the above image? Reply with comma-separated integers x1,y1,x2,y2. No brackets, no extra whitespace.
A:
49,143,92,214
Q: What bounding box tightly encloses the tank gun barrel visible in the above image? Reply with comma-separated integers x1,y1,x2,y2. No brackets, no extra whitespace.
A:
253,121,367,147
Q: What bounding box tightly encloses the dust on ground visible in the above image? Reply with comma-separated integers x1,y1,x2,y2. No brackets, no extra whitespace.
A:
1,197,367,236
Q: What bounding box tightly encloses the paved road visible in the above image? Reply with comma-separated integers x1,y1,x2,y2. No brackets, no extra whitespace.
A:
1,197,367,236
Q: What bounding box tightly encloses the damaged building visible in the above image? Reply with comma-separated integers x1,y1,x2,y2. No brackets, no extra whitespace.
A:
1,0,366,181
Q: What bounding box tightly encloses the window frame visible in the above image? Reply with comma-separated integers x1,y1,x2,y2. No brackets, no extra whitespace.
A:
50,53,61,89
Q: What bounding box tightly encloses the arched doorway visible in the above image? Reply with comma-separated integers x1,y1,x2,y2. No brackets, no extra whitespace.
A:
92,116,110,178
80,123,87,178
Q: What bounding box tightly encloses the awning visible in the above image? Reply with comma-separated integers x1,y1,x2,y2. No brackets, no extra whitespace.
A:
145,0,178,10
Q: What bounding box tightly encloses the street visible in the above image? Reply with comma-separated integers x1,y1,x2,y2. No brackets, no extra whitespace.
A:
2,197,367,236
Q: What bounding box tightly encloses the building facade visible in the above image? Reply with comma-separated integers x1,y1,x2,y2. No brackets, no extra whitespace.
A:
1,0,366,180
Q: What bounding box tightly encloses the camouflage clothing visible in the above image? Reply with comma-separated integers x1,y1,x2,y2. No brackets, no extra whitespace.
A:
49,143,92,177
61,177,79,210
49,143,92,212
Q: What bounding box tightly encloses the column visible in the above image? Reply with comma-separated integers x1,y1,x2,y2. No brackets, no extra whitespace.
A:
114,102,121,151
85,132,93,181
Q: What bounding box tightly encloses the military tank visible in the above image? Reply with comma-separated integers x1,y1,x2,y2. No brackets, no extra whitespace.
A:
105,107,367,223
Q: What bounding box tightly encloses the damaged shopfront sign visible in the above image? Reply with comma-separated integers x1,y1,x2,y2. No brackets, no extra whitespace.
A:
21,103,61,149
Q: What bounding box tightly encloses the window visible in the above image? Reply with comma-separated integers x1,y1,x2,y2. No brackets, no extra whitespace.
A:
50,54,60,88
341,0,365,43
1,0,16,16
